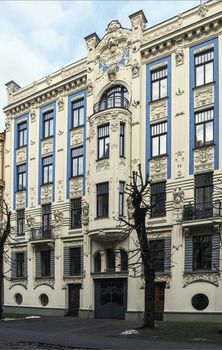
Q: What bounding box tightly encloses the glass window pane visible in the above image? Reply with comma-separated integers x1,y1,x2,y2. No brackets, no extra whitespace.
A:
205,121,213,144
79,108,84,125
160,78,167,98
73,110,78,127
99,139,104,158
43,167,48,183
196,66,204,86
152,81,159,100
105,137,109,158
196,124,204,147
152,137,159,157
79,157,83,175
205,62,213,84
160,134,166,154
73,158,78,176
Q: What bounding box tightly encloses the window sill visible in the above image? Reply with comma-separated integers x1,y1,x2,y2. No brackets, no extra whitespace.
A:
96,157,109,162
150,215,166,220
69,228,82,233
15,145,27,150
41,135,54,142
184,270,217,274
35,276,54,280
11,277,27,280
149,96,168,104
63,275,83,278
69,175,84,180
16,189,26,193
149,154,168,161
193,143,215,151
193,81,215,90
94,216,110,220
41,182,53,187
70,125,84,132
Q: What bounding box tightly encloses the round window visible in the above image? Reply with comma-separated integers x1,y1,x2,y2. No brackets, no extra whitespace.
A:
15,293,23,305
40,294,49,306
192,294,209,311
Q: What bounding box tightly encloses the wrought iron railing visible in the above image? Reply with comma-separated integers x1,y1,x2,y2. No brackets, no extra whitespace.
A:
30,225,54,241
182,201,222,221
93,96,129,113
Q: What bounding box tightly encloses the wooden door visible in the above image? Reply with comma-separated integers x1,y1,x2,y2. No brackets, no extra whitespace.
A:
68,284,80,316
154,282,165,320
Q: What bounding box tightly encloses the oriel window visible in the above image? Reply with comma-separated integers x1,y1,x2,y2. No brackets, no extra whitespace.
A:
71,198,82,229
97,182,109,218
151,122,167,158
98,124,109,160
151,182,166,218
195,109,214,148
195,49,214,87
71,147,83,177
18,121,27,148
43,110,53,138
72,98,84,128
42,156,53,184
193,235,212,270
17,164,26,191
17,209,25,236
151,67,168,101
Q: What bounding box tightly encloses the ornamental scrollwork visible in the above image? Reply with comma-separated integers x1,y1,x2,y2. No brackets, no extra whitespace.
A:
183,272,219,288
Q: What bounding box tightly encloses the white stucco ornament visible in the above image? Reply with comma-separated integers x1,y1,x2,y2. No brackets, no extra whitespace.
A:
173,188,184,209
26,215,35,228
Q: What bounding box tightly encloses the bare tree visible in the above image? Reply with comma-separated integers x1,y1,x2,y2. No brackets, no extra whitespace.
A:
0,200,11,319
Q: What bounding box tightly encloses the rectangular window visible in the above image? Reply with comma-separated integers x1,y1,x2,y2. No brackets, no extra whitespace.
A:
120,122,125,158
71,147,84,177
43,111,53,138
151,122,167,158
16,252,24,278
17,209,25,236
151,67,168,101
70,247,81,276
195,109,214,148
71,198,82,229
195,173,213,217
195,49,214,87
42,156,53,184
150,240,164,272
42,204,51,238
193,235,212,270
98,124,109,160
18,122,27,148
151,182,166,218
97,182,109,218
41,250,51,277
17,164,26,191
119,181,125,217
72,99,84,128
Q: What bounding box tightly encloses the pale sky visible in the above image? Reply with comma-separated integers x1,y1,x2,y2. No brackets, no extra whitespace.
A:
0,0,205,131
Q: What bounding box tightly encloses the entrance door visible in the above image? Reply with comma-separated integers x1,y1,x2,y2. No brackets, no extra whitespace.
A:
95,279,127,319
154,282,165,320
68,284,80,316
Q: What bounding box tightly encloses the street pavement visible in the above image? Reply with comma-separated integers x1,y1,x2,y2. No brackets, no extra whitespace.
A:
0,317,221,350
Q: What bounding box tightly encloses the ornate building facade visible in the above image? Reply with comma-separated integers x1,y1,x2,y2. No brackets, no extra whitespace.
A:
3,0,222,321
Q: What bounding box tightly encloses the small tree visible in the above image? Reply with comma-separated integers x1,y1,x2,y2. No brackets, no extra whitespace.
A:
0,200,11,319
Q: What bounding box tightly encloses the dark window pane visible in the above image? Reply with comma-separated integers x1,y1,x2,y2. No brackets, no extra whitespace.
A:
71,198,82,229
106,249,115,271
70,247,81,275
41,250,51,276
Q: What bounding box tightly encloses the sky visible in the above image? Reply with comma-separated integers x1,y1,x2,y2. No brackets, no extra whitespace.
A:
0,0,205,131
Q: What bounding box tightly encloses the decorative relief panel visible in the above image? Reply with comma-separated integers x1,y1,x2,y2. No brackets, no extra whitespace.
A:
183,272,219,288
70,177,83,198
16,147,26,164
96,159,109,172
150,99,167,123
70,128,84,147
194,146,214,174
16,191,26,209
155,273,171,289
9,280,28,289
62,277,83,290
150,157,167,182
194,84,214,109
41,138,53,156
175,151,184,179
41,184,53,204
34,278,55,289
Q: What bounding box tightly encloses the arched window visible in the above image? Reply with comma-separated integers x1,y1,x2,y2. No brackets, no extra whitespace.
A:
120,250,128,272
94,85,129,113
95,252,101,272
106,248,115,272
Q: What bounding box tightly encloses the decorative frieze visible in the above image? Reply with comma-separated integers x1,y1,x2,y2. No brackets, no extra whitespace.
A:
63,241,83,247
62,277,83,290
175,151,184,178
70,177,83,198
96,159,109,172
16,147,26,164
34,278,55,289
16,191,26,209
70,128,84,147
194,146,214,174
155,273,171,289
183,272,219,288
9,279,28,290
41,138,53,156
194,84,214,109
150,156,167,182
41,184,53,204
150,99,167,123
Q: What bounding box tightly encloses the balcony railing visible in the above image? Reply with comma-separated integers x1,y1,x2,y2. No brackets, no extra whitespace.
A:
93,96,129,114
182,201,222,221
30,226,54,241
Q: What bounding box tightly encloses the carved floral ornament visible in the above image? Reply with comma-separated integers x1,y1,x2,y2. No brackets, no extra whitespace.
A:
41,184,53,204
81,200,89,225
183,272,219,288
53,210,63,227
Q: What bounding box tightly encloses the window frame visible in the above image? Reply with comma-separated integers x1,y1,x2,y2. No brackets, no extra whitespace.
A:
17,209,25,236
17,121,27,148
96,182,109,218
70,247,81,276
16,252,24,278
151,122,167,158
106,248,115,272
41,250,51,277
120,122,125,158
151,66,168,101
17,164,26,191
72,98,84,128
195,49,214,87
195,109,214,148
151,181,166,218
42,204,51,234
43,110,54,139
97,124,110,160
150,239,165,272
42,156,53,185
193,235,212,271
71,146,84,178
195,172,213,206
71,198,82,229
119,181,125,217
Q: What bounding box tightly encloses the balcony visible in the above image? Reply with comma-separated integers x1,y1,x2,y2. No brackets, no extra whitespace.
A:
182,201,222,221
29,226,54,242
93,96,129,114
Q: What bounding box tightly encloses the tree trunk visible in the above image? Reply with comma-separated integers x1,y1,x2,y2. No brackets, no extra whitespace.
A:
0,250,3,319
